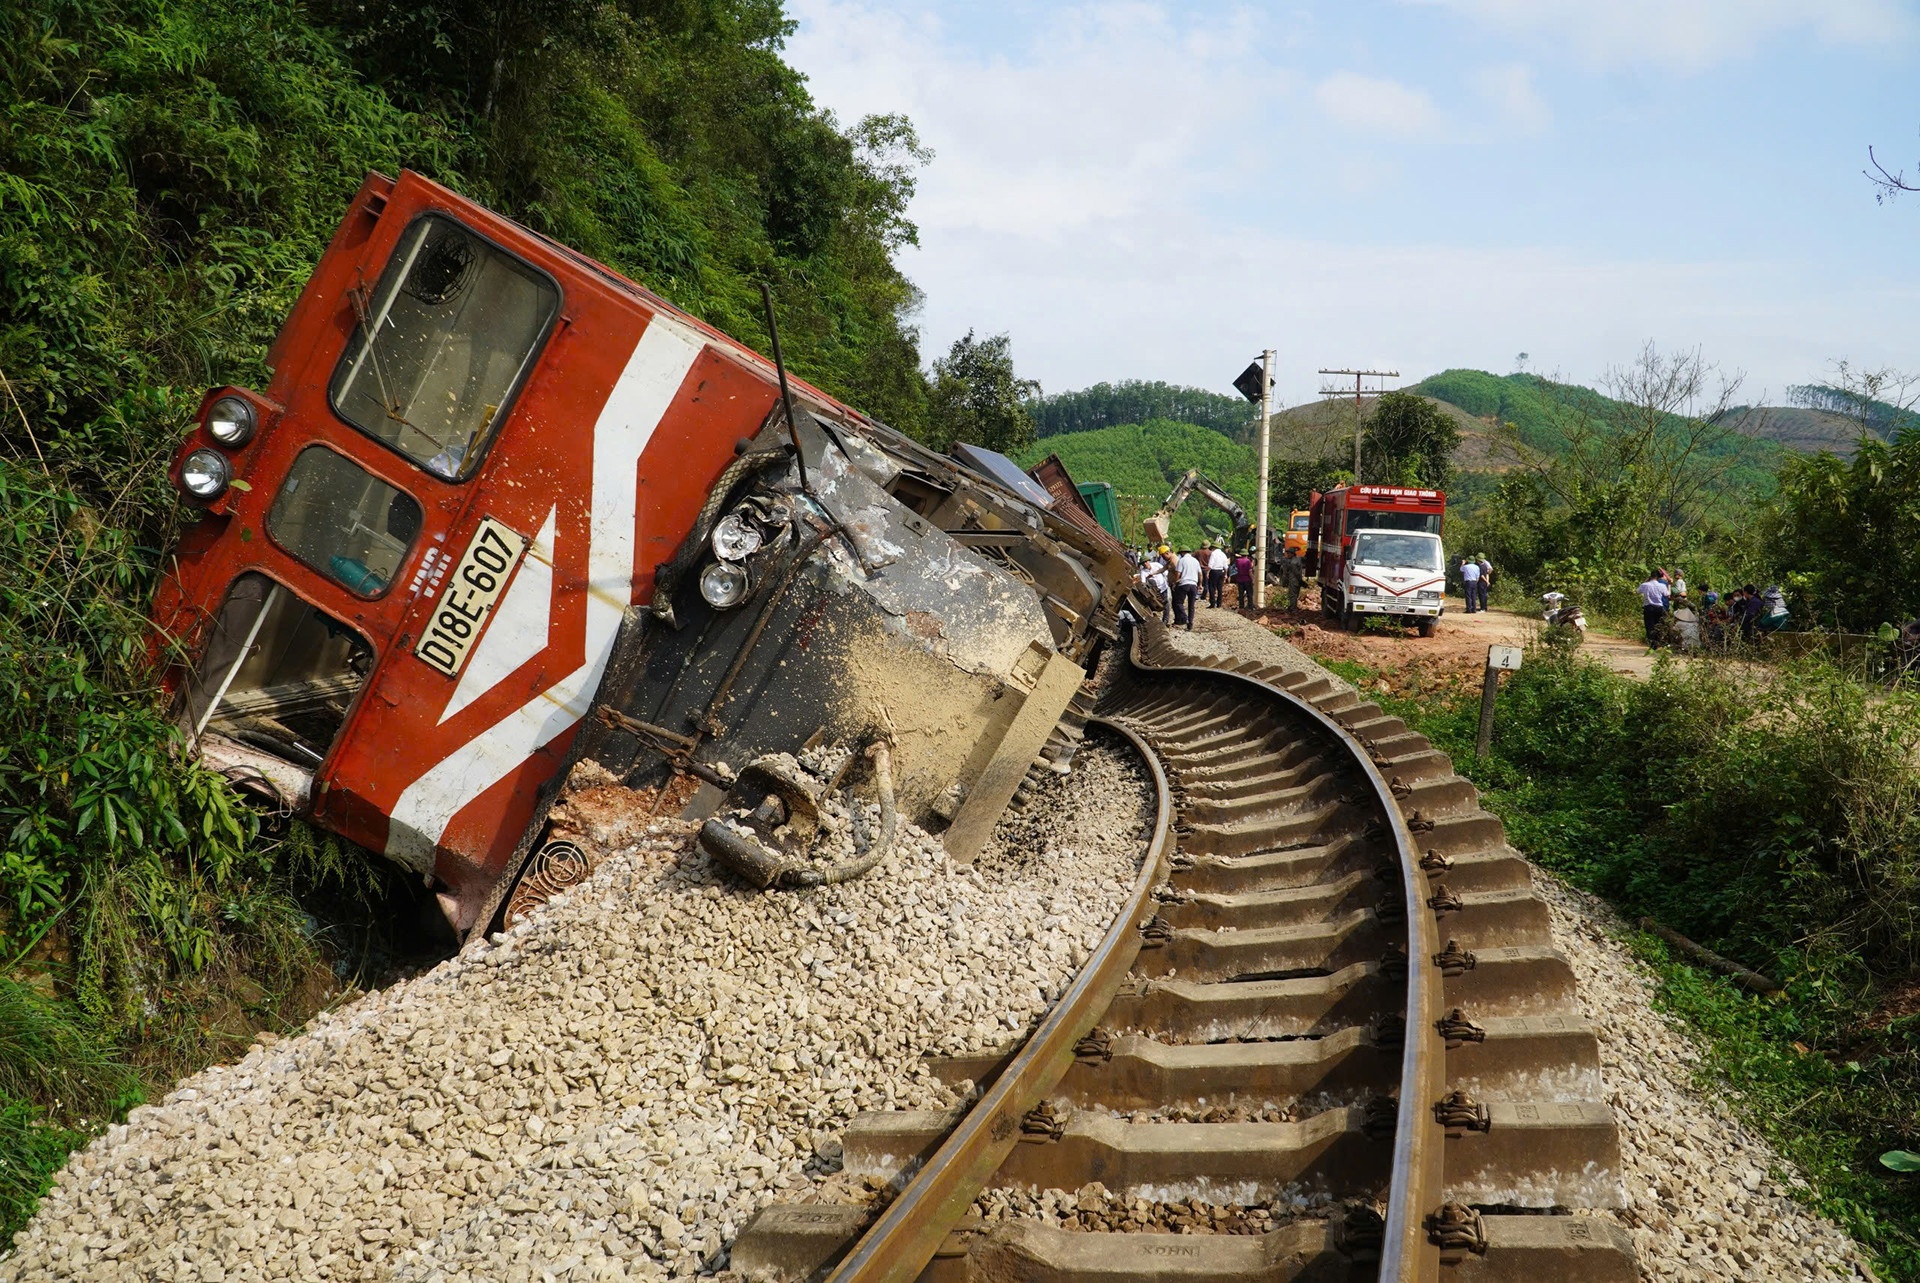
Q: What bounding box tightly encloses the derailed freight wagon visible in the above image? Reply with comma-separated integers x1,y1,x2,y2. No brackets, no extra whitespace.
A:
150,171,1131,937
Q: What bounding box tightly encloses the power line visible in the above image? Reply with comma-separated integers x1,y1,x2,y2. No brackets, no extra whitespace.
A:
1316,368,1398,483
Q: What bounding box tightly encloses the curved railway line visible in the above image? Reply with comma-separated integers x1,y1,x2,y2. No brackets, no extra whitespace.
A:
732,622,1636,1282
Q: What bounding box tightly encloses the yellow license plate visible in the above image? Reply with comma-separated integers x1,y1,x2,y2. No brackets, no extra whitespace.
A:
414,517,528,679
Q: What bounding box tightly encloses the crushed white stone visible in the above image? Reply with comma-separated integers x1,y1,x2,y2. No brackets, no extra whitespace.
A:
1538,875,1877,1283
2,739,1150,1281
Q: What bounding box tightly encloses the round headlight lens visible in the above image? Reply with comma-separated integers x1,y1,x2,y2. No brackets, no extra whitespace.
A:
699,561,750,609
711,512,763,562
180,448,232,499
205,395,256,446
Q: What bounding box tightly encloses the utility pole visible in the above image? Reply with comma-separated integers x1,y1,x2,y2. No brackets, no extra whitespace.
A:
1254,349,1273,608
1317,368,1398,484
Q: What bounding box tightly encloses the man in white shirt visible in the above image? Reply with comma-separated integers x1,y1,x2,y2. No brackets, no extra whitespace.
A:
1637,572,1671,648
1205,544,1230,609
1459,557,1482,613
1173,548,1203,629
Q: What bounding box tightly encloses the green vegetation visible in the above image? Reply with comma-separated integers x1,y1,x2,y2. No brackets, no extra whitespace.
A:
1353,641,1920,1276
1029,379,1253,441
1014,419,1268,549
926,330,1039,454
1764,424,1920,632
0,0,934,1238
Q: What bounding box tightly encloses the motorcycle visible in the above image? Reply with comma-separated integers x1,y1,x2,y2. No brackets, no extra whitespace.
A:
1541,592,1586,637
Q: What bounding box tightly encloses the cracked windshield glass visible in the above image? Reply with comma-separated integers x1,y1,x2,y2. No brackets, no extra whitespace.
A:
330,215,557,479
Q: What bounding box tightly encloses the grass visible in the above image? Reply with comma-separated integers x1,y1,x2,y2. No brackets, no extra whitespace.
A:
1314,638,1920,1278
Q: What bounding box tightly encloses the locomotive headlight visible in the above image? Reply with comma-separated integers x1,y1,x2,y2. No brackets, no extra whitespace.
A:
205,395,256,446
180,448,231,499
711,512,763,561
699,561,750,609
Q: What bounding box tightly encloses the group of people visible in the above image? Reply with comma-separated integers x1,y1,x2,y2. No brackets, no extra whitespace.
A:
1636,568,1790,650
1133,542,1266,628
1458,555,1494,612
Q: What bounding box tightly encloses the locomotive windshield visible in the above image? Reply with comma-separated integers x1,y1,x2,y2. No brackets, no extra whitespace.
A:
268,447,422,597
331,215,557,479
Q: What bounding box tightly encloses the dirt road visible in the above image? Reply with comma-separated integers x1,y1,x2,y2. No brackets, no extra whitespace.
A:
1223,588,1671,692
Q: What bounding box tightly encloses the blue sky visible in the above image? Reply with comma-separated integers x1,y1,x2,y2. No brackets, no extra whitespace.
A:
786,0,1920,407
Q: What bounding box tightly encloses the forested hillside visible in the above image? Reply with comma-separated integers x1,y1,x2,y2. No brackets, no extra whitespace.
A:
1016,419,1266,549
1029,380,1254,441
0,0,934,1233
1411,369,1783,496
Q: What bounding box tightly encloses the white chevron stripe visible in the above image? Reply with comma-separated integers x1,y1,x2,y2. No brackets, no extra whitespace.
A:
384,317,705,872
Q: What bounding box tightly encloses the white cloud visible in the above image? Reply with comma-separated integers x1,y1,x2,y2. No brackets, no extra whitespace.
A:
787,1,1282,240
783,1,1920,405
1313,72,1444,138
1414,0,1917,71
1471,63,1550,135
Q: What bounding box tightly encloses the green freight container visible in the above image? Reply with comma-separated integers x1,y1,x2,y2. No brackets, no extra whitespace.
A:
1077,482,1122,540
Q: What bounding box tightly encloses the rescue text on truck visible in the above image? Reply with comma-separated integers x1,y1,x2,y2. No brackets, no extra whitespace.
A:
150,170,1131,939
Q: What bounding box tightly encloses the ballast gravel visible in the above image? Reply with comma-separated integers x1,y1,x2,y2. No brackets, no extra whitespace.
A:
3,738,1150,1281
1536,875,1877,1282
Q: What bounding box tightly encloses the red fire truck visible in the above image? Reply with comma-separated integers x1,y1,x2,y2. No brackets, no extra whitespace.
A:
1307,485,1447,634
151,171,1129,937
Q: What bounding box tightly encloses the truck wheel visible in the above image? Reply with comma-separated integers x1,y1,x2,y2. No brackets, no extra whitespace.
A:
1344,608,1363,633
1418,617,1437,637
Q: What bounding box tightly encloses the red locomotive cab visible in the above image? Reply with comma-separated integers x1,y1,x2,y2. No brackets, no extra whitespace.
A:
151,171,1132,937
152,172,816,928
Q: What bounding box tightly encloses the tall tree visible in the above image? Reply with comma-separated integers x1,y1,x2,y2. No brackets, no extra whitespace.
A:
1500,344,1742,571
927,331,1039,454
1361,392,1458,489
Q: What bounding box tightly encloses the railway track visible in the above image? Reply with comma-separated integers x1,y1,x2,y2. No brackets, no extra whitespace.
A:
732,624,1636,1281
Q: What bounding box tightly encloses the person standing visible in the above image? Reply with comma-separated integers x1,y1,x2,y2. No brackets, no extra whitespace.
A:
1459,557,1482,613
1476,556,1493,611
1173,547,1203,629
1205,543,1230,609
1637,570,1671,648
1276,547,1307,611
1232,551,1254,609
1143,553,1172,625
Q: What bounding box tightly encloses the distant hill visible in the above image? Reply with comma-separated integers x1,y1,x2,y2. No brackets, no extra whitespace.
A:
1014,418,1266,550
1022,367,1810,546
1404,369,1783,495
1029,380,1254,440
1720,406,1872,457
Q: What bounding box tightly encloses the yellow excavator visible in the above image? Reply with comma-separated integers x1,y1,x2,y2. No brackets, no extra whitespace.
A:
1142,469,1254,552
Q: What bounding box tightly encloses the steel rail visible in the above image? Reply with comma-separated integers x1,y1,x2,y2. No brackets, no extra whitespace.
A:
1126,645,1446,1280
825,715,1175,1283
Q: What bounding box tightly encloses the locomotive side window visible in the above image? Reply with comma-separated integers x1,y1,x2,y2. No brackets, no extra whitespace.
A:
268,447,422,597
330,215,558,480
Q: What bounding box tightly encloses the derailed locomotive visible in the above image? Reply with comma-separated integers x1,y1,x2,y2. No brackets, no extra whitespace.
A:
150,170,1130,937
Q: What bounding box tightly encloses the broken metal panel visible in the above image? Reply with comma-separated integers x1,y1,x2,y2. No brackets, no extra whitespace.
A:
585,418,1072,837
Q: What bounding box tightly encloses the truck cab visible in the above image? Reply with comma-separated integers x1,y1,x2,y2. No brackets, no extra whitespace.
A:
1308,485,1446,634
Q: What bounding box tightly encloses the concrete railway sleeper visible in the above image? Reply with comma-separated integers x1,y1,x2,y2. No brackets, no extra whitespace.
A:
729,623,1635,1281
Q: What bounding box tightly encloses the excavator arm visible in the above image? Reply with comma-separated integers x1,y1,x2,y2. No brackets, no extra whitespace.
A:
1142,469,1255,552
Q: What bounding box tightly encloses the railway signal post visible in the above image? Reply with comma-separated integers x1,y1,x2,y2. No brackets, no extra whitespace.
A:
1234,352,1275,607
